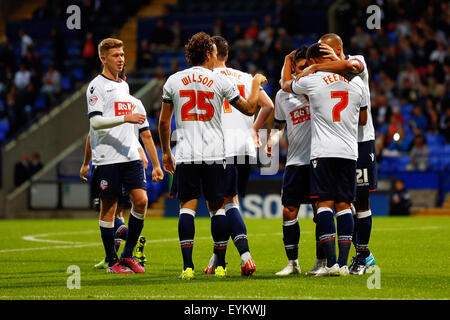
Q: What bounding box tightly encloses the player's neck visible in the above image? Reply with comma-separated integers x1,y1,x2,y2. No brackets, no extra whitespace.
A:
215,60,226,68
102,67,119,81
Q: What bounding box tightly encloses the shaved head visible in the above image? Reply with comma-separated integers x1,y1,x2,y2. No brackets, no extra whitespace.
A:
319,33,343,46
319,33,344,58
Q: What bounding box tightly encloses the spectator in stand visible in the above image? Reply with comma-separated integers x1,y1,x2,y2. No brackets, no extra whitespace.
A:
14,64,31,93
19,29,33,57
244,19,259,41
136,40,157,69
41,63,61,107
83,32,97,78
51,28,66,72
407,134,430,171
150,19,174,49
440,107,450,143
213,18,227,38
171,20,187,48
29,151,43,176
409,104,428,132
390,179,412,216
14,152,31,187
22,46,43,89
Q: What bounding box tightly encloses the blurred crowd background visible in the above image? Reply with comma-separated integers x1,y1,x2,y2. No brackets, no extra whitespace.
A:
0,0,449,213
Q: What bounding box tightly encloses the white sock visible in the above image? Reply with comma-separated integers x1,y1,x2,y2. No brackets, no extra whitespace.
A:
241,251,252,265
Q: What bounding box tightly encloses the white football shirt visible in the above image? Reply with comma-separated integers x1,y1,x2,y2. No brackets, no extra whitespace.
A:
291,71,367,161
162,66,240,164
346,54,375,142
214,67,257,158
274,89,311,166
87,74,142,165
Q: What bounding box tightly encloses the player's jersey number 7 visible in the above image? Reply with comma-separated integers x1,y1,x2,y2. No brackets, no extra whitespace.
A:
180,90,215,121
330,91,348,122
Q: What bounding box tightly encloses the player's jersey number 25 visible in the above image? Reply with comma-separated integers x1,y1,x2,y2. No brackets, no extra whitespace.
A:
180,90,215,121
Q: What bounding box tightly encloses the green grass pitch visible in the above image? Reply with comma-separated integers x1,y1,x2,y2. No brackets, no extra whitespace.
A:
0,216,449,300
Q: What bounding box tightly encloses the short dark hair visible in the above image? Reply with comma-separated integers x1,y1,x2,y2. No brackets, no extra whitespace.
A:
293,45,308,63
211,35,228,59
306,43,326,60
185,32,214,66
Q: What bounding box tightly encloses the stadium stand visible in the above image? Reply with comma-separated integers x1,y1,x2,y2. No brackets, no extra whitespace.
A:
0,0,449,217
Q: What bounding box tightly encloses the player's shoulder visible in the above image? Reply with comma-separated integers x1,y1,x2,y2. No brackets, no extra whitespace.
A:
349,76,365,93
347,54,366,64
275,88,289,100
86,75,104,93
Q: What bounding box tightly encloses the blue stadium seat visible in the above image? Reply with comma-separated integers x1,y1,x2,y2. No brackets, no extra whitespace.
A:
61,76,72,91
425,133,445,146
73,67,84,80
0,119,10,141
444,144,450,155
34,94,47,110
428,144,443,156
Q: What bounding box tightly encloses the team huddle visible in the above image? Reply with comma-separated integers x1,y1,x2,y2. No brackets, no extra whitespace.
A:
81,31,377,278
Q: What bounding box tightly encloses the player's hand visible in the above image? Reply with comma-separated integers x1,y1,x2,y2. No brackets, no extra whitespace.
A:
265,140,272,158
125,113,146,125
162,152,175,175
319,43,340,61
286,49,296,61
138,148,149,169
295,65,316,80
251,128,261,148
79,163,90,181
152,167,164,182
253,73,267,85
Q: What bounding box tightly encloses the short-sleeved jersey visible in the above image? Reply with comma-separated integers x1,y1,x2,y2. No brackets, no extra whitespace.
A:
274,89,311,166
214,67,256,158
162,66,240,164
291,71,367,161
87,74,141,166
346,54,375,142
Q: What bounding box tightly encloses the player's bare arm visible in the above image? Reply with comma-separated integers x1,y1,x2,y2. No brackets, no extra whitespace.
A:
359,108,368,126
137,146,148,169
231,73,267,116
280,50,297,93
252,90,275,147
296,43,361,79
158,101,175,175
140,130,164,182
80,133,92,181
266,121,286,157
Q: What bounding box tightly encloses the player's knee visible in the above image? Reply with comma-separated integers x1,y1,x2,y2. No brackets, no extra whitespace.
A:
283,206,299,221
132,195,148,212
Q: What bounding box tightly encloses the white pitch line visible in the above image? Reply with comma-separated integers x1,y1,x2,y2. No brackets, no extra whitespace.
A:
0,225,445,254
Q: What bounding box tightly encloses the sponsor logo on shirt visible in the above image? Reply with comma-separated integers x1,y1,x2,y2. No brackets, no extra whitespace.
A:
114,102,136,116
290,105,310,125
